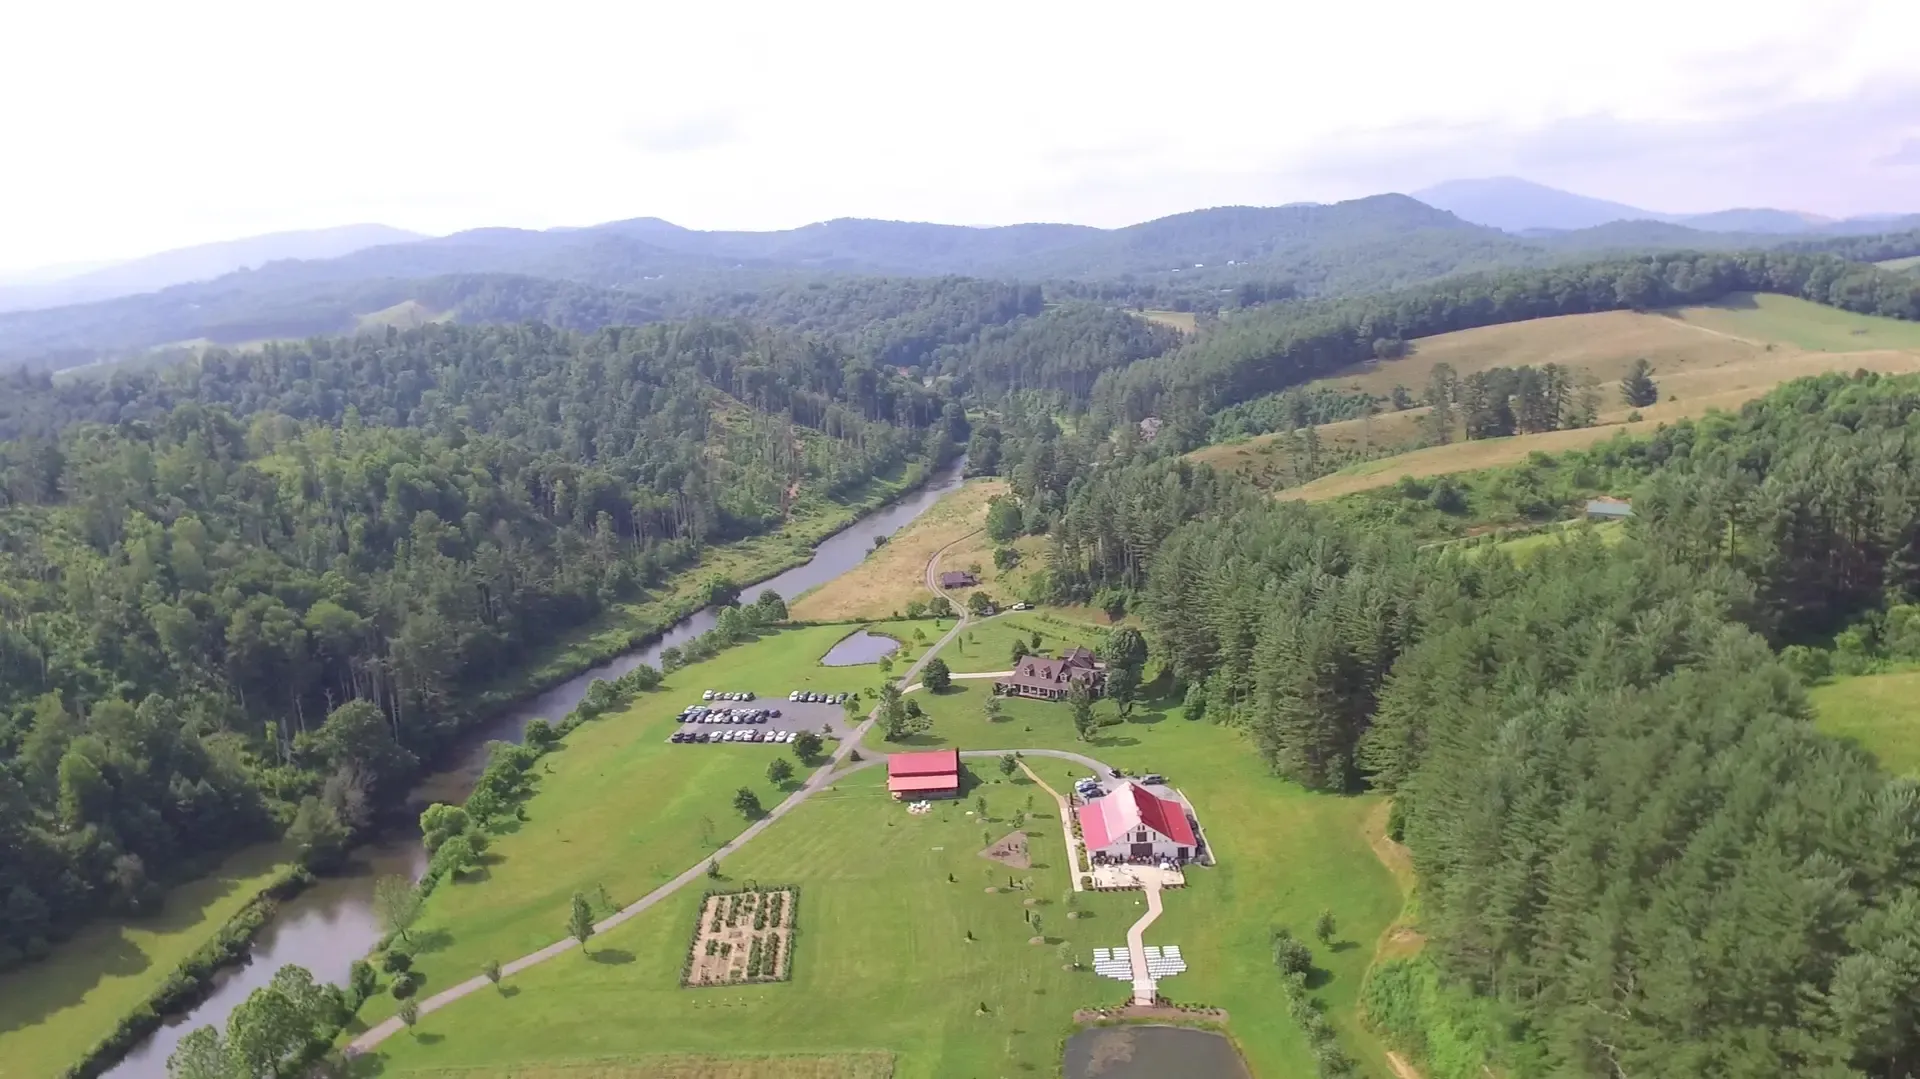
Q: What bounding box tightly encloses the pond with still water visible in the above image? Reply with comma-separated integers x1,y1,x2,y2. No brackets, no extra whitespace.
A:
1063,1026,1252,1079
819,629,902,666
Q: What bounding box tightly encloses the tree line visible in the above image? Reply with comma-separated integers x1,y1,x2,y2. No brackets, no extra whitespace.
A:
0,320,949,966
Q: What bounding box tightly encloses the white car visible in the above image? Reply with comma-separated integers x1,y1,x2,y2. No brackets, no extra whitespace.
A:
703,690,716,700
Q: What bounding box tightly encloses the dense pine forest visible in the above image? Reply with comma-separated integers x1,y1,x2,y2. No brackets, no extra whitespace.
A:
963,369,1920,1076
0,319,955,965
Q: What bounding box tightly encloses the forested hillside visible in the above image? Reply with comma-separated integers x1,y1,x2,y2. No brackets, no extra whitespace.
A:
0,320,951,965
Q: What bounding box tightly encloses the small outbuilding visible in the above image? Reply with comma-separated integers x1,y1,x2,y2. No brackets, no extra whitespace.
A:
1586,498,1634,520
887,749,961,799
1079,782,1198,863
938,570,978,589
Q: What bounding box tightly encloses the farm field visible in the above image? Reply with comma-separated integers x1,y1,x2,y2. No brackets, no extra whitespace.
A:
1669,293,1920,352
353,625,902,1031
1280,351,1920,503
1809,669,1920,778
0,843,289,1078
790,479,1008,622
1879,255,1920,275
1187,409,1428,488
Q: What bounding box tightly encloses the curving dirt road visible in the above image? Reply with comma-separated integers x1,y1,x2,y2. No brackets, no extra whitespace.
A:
349,526,1040,1055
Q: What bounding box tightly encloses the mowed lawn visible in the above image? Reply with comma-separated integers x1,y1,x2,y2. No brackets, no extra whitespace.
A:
789,479,1007,622
936,614,1107,676
360,768,1117,1079
356,626,901,1029
355,684,1400,1079
0,844,289,1079
1810,669,1920,777
386,1054,896,1079
1670,293,1920,352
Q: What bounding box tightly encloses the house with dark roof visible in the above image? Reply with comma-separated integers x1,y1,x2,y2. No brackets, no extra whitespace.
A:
993,649,1105,701
938,570,978,589
1079,783,1197,862
887,749,961,799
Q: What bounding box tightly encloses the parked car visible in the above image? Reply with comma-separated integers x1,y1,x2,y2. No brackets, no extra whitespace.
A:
702,690,715,700
1141,774,1167,785
1108,767,1123,778
743,691,755,700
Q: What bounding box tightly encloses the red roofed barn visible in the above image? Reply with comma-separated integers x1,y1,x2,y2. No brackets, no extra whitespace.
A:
1078,783,1197,863
887,749,961,799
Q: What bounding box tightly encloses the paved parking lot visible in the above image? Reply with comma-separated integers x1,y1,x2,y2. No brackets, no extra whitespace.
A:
670,696,862,742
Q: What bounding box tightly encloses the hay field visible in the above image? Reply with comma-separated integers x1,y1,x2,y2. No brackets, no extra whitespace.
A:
789,479,1007,621
1136,309,1198,333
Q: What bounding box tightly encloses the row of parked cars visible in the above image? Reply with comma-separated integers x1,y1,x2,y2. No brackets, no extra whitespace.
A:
680,705,779,724
702,689,756,701
789,690,848,704
1074,771,1168,800
670,727,796,744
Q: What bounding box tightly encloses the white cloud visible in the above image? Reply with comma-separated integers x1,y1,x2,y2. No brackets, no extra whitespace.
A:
1,0,1916,271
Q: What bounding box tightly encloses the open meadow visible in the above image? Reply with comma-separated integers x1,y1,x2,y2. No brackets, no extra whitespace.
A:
1258,294,1920,503
348,629,1401,1079
789,479,1008,622
0,844,289,1078
1809,669,1920,778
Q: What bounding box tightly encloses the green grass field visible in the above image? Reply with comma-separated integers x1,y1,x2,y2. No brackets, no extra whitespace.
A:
353,630,1401,1079
355,626,900,1030
1809,669,1920,777
1670,293,1920,353
0,844,290,1078
936,615,1104,676
1876,255,1920,274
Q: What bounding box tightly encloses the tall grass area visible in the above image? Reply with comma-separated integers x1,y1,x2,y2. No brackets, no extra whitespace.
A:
1361,956,1541,1079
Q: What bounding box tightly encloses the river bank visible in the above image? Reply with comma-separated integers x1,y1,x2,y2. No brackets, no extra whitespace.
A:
53,455,967,1079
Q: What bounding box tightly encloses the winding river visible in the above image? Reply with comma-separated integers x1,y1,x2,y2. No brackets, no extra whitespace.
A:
103,456,968,1079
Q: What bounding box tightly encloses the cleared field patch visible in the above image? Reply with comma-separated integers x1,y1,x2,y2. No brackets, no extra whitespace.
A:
355,299,447,333
1307,309,1774,398
1810,669,1920,778
1187,409,1427,488
1137,309,1198,333
1878,256,1920,273
1668,293,1920,352
790,480,1008,622
393,1054,895,1079
683,888,797,987
1285,348,1920,502
0,844,290,1079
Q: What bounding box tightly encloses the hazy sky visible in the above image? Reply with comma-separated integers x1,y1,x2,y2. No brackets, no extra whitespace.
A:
3,0,1918,272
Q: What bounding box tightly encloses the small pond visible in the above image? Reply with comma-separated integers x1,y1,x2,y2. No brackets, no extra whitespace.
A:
1064,1026,1252,1079
820,629,902,666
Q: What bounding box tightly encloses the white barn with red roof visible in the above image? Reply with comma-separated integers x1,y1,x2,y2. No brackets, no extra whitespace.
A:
1078,782,1198,863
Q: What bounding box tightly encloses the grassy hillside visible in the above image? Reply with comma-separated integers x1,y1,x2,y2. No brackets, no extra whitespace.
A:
1198,294,1920,502
790,480,1007,622
1875,255,1920,274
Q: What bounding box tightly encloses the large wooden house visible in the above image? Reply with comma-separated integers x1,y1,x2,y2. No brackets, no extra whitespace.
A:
994,647,1105,701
